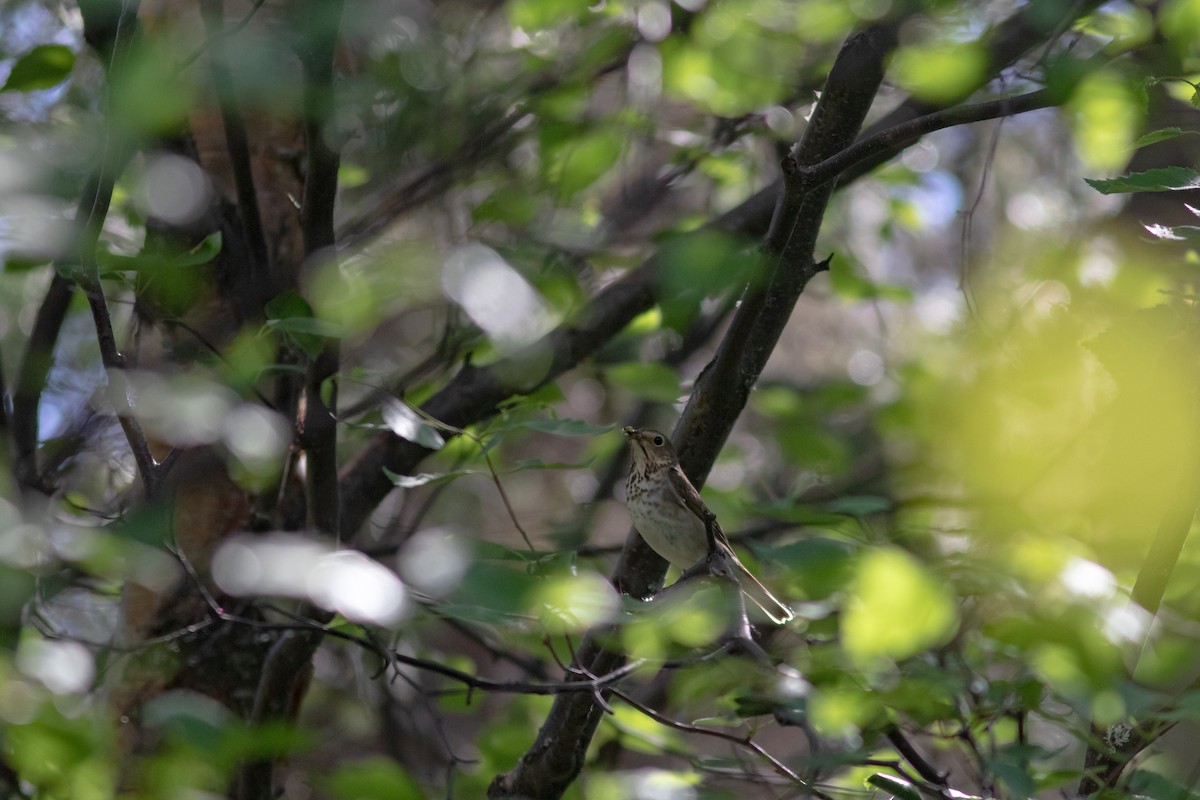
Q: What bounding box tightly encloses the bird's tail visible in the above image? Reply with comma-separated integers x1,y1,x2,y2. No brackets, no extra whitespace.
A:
735,563,794,624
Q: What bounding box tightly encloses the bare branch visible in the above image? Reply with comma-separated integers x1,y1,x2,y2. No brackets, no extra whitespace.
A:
607,687,834,800
199,0,273,283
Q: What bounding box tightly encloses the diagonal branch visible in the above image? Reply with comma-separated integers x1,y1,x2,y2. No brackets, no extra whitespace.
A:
488,17,906,800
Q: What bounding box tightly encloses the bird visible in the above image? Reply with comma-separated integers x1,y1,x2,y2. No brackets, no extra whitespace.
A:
622,426,794,624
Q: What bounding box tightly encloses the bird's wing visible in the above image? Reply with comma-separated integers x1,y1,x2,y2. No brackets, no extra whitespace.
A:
667,466,736,550
669,466,793,624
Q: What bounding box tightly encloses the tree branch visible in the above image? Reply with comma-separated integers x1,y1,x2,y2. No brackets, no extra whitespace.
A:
239,5,344,797
797,88,1056,194
199,0,273,285
297,0,344,541
65,0,162,496
12,0,148,492
489,16,905,800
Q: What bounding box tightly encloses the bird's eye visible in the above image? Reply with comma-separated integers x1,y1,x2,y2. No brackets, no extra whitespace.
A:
653,435,664,446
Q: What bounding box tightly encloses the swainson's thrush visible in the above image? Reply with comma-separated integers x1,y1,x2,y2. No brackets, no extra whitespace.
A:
623,426,794,624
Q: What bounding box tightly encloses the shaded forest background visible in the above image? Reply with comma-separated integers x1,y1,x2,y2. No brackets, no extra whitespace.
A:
4,0,1200,798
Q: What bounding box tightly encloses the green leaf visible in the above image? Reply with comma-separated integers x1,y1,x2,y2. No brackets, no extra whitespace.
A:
823,495,892,517
101,231,223,270
217,722,313,765
518,418,618,436
142,691,236,750
324,758,423,800
2,45,75,92
828,258,877,300
605,362,681,403
654,230,750,331
473,186,537,225
508,0,590,30
267,316,346,339
1132,127,1186,149
264,290,343,358
176,232,223,267
381,398,446,450
768,537,857,599
512,457,592,470
264,290,315,321
866,773,921,800
751,500,847,526
544,128,623,197
1085,166,1200,194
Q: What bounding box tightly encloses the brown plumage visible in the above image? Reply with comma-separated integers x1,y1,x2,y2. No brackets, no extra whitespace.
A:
623,426,794,624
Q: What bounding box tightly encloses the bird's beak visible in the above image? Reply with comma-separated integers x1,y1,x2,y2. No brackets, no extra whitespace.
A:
622,426,637,439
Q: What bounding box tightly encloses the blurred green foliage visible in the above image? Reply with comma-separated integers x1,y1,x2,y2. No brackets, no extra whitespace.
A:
3,0,1200,798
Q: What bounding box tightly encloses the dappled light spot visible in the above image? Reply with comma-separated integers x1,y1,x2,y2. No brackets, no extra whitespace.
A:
214,534,409,627
442,243,554,351
17,638,93,694
1058,557,1115,601
630,769,697,800
1102,603,1149,647
0,194,71,262
397,528,470,598
135,153,213,226
627,43,663,106
842,547,959,666
536,571,620,631
221,404,290,476
126,371,237,446
307,551,409,628
636,2,671,42
1069,69,1142,171
847,349,883,386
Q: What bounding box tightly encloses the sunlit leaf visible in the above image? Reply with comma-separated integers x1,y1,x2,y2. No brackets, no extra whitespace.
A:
2,45,75,92
891,41,987,104
383,468,479,488
1070,70,1144,170
1143,223,1200,243
842,548,959,666
508,0,590,30
536,571,620,630
381,398,446,450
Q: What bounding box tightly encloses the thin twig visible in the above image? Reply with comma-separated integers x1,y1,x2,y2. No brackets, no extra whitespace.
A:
608,686,833,800
793,89,1056,197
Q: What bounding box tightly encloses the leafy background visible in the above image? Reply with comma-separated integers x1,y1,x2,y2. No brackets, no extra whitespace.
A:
3,0,1200,798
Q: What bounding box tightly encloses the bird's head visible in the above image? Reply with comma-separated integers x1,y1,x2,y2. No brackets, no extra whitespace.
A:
622,426,677,469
